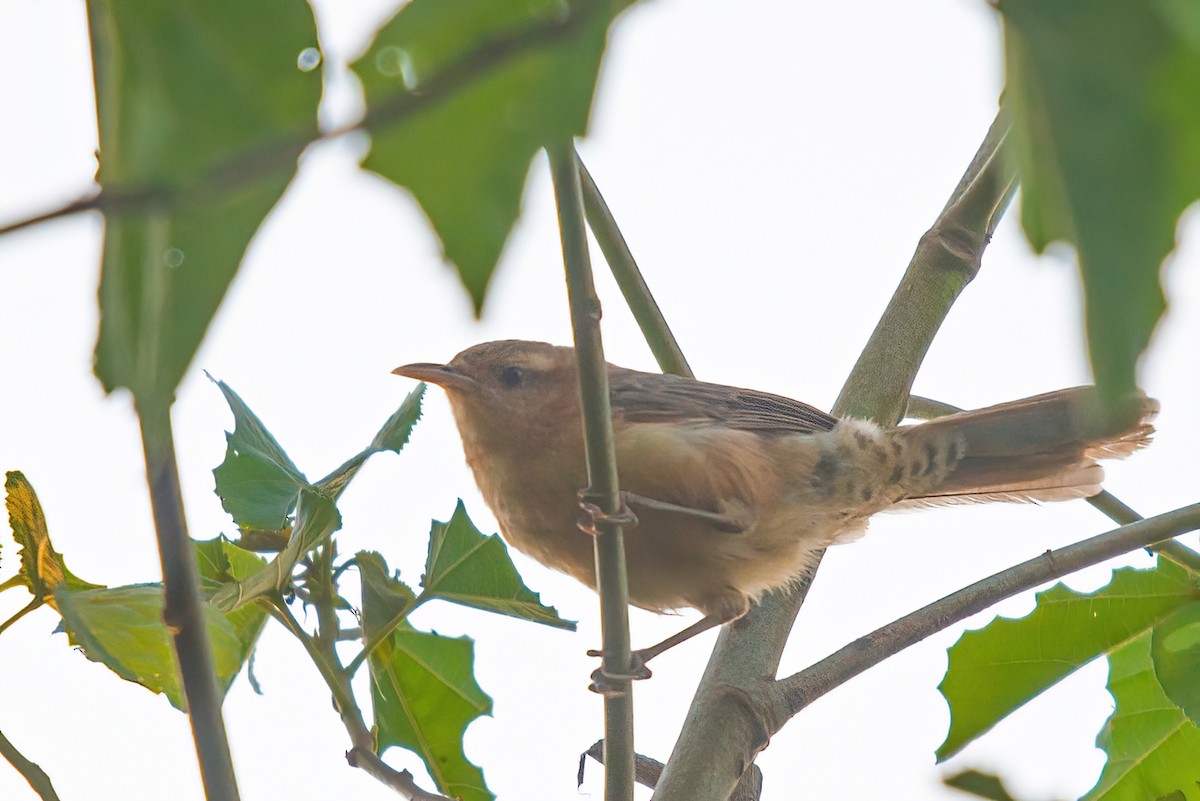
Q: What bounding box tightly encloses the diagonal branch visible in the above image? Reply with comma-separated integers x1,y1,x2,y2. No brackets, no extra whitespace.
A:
774,502,1200,720
652,109,1015,801
0,3,593,238
0,729,60,801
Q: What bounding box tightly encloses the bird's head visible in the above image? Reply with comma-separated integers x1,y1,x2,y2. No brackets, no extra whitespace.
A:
393,340,582,450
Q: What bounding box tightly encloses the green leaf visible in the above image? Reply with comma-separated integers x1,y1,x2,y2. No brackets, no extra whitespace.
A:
55,579,263,711
1000,0,1200,403
358,551,418,640
421,501,575,630
4,471,103,604
942,769,1021,801
317,384,425,498
351,0,624,312
90,0,322,406
1152,603,1200,726
1084,631,1200,800
210,489,341,612
194,536,271,651
364,559,493,801
211,377,310,531
938,559,1196,760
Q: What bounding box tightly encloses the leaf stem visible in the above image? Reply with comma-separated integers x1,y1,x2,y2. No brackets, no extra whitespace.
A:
0,729,60,801
0,598,41,637
266,601,451,801
137,403,240,801
576,152,692,378
774,502,1200,720
548,141,635,801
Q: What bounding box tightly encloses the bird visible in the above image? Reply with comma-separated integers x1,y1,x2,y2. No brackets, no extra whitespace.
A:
394,340,1157,677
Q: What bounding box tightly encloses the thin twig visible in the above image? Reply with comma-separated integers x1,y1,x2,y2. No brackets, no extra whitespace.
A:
581,740,763,801
576,153,693,378
774,502,1200,720
0,598,41,637
266,602,451,801
0,729,61,801
548,142,635,801
653,110,1015,801
137,404,240,801
0,2,593,238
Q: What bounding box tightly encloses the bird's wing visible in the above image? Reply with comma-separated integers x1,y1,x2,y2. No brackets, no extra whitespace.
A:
609,368,838,435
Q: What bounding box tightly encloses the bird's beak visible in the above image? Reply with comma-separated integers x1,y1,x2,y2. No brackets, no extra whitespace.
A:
392,362,476,391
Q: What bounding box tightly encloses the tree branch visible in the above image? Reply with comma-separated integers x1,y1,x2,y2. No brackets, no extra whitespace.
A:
652,109,1015,801
266,602,452,801
774,502,1200,720
580,739,763,801
0,2,593,238
548,142,635,801
576,153,693,378
0,729,60,801
137,404,240,801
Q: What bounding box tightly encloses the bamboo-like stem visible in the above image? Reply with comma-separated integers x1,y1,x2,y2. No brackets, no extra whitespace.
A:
267,602,451,801
0,729,60,801
547,141,635,801
137,403,240,801
774,502,1200,718
0,3,594,239
834,112,1016,422
654,110,1014,801
576,153,693,378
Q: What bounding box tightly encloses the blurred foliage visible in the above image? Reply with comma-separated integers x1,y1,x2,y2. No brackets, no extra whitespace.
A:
939,558,1200,800
1000,0,1200,406
353,0,628,312
89,0,321,409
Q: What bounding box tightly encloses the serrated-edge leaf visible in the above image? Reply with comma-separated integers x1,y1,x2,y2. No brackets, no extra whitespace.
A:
1151,602,1200,727
938,559,1196,760
1083,631,1200,800
317,384,425,498
352,0,622,312
5,471,103,603
211,377,311,531
358,550,417,643
368,626,494,801
210,488,341,612
422,501,574,630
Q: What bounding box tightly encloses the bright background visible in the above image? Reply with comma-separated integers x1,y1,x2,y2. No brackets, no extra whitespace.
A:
2,0,1198,799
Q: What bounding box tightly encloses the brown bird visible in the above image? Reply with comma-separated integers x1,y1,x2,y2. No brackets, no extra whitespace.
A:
394,340,1157,674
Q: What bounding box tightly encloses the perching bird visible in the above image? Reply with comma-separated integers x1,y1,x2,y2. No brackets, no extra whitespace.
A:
394,340,1157,670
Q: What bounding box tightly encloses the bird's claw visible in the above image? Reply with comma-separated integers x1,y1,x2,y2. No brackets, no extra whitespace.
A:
587,650,653,695
576,489,638,537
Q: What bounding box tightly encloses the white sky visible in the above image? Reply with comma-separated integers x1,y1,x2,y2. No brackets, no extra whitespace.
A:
2,0,1199,800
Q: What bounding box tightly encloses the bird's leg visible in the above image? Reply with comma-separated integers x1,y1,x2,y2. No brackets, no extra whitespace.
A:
622,492,746,534
587,615,727,695
576,489,745,536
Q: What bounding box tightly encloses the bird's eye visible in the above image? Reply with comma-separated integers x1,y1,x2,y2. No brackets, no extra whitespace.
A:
500,365,526,388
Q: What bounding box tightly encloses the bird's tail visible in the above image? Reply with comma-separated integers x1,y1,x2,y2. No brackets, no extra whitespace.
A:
888,387,1158,509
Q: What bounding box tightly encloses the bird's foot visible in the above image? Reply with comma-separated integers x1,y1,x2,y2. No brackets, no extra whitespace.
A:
576,488,638,536
586,649,653,696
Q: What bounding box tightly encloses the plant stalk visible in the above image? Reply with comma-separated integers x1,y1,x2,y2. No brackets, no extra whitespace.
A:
137,402,240,801
548,140,635,801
